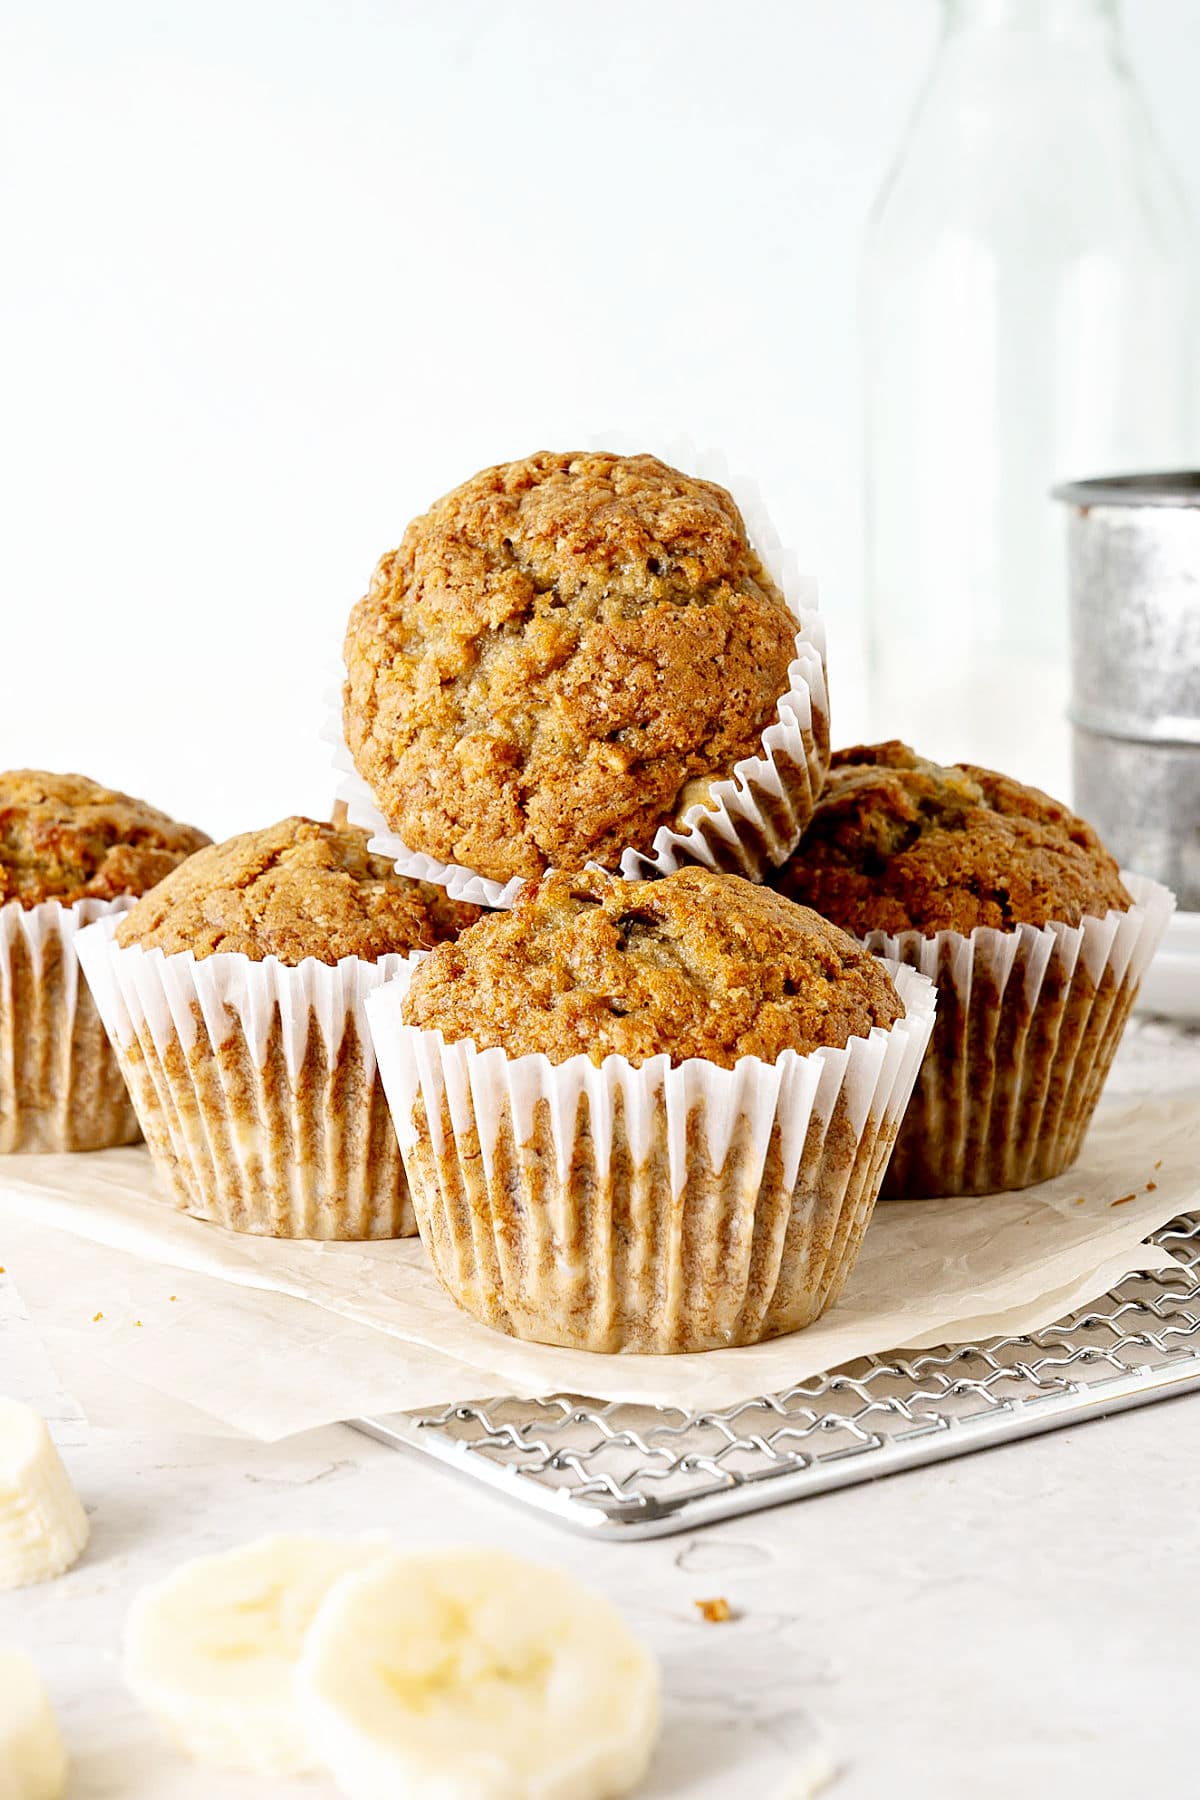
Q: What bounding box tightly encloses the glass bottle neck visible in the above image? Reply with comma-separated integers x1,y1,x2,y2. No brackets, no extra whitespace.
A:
944,0,1119,39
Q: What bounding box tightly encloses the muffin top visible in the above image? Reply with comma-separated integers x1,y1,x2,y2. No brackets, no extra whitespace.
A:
343,450,802,884
115,817,482,964
401,865,904,1070
0,769,210,910
773,741,1131,936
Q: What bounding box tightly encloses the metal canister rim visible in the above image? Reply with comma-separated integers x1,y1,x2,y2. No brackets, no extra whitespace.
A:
1070,711,1200,749
1052,471,1200,509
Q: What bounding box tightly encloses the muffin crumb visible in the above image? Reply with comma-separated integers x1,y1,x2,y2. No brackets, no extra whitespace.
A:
694,1597,733,1624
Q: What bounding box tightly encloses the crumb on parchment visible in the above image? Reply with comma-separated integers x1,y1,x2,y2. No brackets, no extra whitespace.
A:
695,1596,733,1623
1146,1180,1158,1192
1111,1193,1137,1207
92,1311,103,1322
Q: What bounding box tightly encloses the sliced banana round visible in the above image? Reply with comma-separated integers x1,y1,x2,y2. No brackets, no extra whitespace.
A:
0,1649,69,1800
123,1532,386,1776
299,1546,661,1800
0,1399,89,1592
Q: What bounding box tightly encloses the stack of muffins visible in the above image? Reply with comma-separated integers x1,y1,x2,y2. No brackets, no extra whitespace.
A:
2,449,1174,1359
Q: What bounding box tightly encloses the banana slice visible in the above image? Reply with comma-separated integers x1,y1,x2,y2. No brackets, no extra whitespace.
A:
0,1650,69,1800
123,1533,386,1776
0,1400,89,1592
299,1546,661,1800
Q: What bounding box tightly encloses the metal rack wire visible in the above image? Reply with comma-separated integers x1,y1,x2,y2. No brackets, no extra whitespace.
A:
357,1213,1200,1539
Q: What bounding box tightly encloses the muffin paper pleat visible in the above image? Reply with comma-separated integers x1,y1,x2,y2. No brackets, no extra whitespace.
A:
324,446,830,909
860,872,1175,1198
1,896,140,1153
75,917,415,1239
365,959,937,1354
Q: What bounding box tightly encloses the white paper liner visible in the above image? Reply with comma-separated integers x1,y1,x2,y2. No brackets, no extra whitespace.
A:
324,442,830,910
1,894,139,1153
859,871,1175,1198
365,960,936,1354
75,916,415,1239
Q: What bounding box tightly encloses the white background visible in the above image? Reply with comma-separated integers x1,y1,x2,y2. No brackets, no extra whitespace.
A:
2,0,1198,843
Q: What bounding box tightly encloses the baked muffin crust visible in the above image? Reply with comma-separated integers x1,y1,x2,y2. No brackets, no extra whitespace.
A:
0,770,209,909
115,817,481,964
343,451,801,883
401,865,903,1069
773,741,1131,936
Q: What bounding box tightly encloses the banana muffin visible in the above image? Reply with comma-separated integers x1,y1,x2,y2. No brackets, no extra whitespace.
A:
1,769,209,1153
772,741,1131,934
114,815,479,962
1,769,209,909
772,743,1169,1196
403,864,903,1068
80,818,481,1238
343,450,828,887
368,866,937,1353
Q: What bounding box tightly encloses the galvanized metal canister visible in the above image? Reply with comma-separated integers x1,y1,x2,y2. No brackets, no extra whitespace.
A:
1053,473,1200,911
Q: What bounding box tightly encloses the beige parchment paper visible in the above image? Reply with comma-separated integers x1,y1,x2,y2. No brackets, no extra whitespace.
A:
0,1091,1194,1439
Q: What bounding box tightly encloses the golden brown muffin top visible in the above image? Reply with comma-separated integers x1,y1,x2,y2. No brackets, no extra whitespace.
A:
0,769,210,910
773,741,1131,936
115,817,482,964
343,450,803,884
401,864,903,1070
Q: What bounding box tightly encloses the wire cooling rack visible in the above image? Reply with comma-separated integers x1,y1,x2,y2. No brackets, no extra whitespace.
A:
356,1212,1200,1540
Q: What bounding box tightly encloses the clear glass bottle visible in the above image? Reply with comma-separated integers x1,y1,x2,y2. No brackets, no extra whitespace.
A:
861,0,1197,796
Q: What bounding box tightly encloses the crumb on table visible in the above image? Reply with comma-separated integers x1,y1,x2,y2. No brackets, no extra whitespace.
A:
695,1596,733,1623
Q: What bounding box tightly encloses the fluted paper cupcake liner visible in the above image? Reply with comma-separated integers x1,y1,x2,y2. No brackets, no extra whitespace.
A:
859,872,1175,1198
365,960,936,1354
75,916,415,1239
1,895,140,1154
324,446,830,910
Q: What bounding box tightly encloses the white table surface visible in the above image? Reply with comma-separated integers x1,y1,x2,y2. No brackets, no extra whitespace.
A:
3,1016,1198,1800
